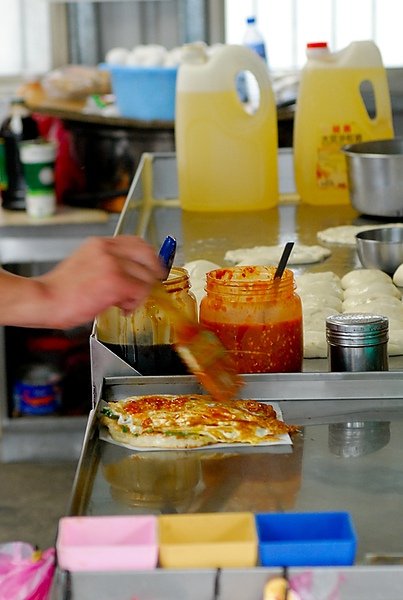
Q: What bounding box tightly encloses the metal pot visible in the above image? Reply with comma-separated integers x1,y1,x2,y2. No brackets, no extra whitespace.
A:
342,138,403,217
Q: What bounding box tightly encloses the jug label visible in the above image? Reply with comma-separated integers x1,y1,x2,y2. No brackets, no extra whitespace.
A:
317,123,362,190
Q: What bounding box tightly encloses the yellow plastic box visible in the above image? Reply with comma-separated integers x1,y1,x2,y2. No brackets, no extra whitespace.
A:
158,512,258,569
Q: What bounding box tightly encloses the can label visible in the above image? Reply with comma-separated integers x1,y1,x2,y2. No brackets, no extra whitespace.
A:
13,381,61,415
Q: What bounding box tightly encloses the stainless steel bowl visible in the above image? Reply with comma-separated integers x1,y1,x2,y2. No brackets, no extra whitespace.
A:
343,138,403,217
356,226,403,274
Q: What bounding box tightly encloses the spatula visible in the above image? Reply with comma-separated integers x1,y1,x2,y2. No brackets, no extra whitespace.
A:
150,283,242,403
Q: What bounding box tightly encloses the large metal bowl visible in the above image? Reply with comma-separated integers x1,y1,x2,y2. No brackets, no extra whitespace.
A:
356,226,403,274
343,138,403,217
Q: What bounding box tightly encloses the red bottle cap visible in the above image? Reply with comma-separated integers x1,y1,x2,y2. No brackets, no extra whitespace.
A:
307,42,328,49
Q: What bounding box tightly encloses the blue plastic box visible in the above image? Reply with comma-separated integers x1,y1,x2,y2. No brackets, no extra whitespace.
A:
255,512,357,567
101,64,178,121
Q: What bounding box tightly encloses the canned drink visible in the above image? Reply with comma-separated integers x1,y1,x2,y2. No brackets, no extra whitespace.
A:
13,362,62,416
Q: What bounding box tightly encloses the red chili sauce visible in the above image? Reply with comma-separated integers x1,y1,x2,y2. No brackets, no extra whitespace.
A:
201,317,303,373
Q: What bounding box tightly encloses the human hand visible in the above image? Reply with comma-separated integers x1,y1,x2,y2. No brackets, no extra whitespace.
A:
36,235,165,328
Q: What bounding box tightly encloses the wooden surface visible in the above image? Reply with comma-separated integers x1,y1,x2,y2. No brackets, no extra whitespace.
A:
22,83,175,130
0,205,109,227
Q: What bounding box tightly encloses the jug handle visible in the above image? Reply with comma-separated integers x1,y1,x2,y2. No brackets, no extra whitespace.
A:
220,44,275,117
371,82,393,125
357,77,392,125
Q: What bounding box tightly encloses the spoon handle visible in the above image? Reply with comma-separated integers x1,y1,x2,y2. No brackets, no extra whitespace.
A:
274,241,294,279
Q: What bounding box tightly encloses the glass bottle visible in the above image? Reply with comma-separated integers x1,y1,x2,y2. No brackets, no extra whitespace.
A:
199,266,303,374
96,266,197,375
0,98,39,210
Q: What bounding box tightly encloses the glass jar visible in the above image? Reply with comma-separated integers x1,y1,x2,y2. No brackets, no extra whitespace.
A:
199,266,303,374
96,266,197,375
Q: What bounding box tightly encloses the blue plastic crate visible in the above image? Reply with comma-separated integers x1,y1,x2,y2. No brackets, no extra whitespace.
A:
255,511,357,567
101,64,178,121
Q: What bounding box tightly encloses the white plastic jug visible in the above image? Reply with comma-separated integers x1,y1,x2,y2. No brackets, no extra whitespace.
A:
293,40,394,205
175,43,278,212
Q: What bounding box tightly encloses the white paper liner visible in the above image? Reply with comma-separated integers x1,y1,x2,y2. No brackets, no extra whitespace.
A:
98,399,293,452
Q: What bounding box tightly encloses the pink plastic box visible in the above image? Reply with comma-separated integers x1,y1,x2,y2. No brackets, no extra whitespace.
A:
56,515,158,571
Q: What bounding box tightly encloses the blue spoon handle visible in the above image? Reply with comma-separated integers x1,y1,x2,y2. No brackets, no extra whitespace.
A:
158,235,177,278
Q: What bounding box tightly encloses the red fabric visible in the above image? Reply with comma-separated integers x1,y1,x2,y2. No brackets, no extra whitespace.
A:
32,114,85,203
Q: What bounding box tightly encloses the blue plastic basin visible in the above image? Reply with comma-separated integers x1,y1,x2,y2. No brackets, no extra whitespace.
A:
101,64,178,122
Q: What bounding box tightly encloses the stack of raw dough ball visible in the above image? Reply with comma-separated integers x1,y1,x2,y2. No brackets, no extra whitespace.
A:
296,272,343,359
184,258,403,359
297,268,403,358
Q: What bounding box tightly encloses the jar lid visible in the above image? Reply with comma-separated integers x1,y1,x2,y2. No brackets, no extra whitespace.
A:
326,313,389,347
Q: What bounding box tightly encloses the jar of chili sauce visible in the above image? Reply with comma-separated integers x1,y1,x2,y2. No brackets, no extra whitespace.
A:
199,266,303,374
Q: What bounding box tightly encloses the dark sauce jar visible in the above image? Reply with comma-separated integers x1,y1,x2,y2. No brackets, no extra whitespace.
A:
96,267,197,375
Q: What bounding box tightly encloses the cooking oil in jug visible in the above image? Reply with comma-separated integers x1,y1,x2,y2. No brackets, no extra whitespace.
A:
293,40,394,205
175,43,278,212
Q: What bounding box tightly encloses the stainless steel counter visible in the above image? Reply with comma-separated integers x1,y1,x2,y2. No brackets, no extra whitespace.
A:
54,154,403,598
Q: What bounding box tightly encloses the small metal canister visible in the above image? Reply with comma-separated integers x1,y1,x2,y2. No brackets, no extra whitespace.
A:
326,313,389,372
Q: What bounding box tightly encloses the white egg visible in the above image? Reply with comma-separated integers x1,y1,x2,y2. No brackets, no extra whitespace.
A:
105,47,130,65
164,46,184,66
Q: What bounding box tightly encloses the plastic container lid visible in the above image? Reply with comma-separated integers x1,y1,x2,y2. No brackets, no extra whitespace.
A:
307,42,329,49
246,16,256,24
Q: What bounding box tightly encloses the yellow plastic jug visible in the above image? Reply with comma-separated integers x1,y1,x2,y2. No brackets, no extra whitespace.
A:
175,43,278,212
293,40,394,205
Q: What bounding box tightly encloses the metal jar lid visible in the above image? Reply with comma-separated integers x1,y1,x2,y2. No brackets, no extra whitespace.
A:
326,313,389,347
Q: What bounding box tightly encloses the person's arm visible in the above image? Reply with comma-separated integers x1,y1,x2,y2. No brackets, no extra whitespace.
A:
0,235,164,329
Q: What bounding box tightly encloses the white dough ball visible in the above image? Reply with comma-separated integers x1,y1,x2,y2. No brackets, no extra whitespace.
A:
388,330,403,356
341,269,391,289
183,259,220,281
342,293,402,310
347,302,403,321
297,280,343,299
343,282,401,300
296,271,341,287
393,263,403,287
303,330,328,359
301,294,342,312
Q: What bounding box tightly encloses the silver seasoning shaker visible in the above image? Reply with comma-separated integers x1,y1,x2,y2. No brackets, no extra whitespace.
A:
326,313,389,372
